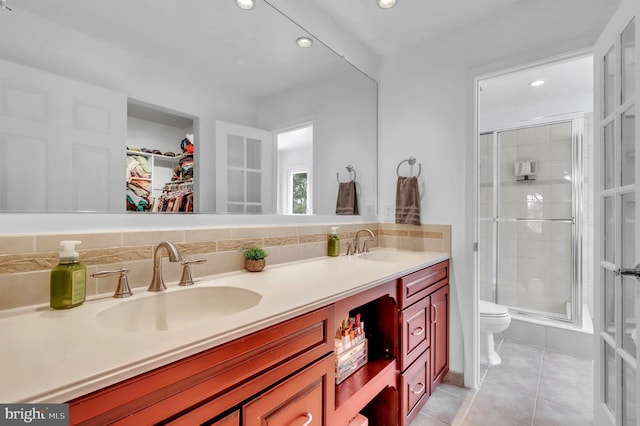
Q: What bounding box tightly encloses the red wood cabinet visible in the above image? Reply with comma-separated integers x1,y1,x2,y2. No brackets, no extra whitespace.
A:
398,260,449,425
68,306,334,425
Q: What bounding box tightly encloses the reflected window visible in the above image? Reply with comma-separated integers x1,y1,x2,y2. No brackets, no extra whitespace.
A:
276,124,313,215
291,172,308,214
526,192,544,219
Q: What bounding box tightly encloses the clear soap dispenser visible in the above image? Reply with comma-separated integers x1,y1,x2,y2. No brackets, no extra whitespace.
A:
327,227,340,257
50,240,86,309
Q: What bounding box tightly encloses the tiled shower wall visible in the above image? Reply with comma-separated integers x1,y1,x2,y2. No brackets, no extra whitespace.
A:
0,222,450,311
479,119,593,318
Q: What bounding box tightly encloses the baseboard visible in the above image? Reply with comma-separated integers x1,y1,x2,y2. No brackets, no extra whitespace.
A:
442,370,464,387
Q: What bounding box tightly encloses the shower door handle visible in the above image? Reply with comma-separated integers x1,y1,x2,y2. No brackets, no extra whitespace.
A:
614,264,640,279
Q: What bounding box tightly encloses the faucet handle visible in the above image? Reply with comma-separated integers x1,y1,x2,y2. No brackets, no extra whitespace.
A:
91,268,132,298
362,239,372,253
346,239,355,256
179,258,207,286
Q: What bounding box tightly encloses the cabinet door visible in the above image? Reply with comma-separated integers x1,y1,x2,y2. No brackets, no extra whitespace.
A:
400,295,430,371
400,349,430,426
430,285,449,389
243,355,334,426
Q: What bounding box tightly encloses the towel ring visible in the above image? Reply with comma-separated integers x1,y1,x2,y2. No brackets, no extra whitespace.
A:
337,165,357,183
396,157,422,178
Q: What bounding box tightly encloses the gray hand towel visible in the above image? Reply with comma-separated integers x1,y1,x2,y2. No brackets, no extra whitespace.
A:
395,176,420,225
336,180,359,215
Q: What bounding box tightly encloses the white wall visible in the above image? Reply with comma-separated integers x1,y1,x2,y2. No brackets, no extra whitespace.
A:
378,0,616,383
127,117,189,154
257,68,377,216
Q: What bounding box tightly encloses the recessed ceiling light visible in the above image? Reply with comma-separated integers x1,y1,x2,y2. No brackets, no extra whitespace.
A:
296,37,313,48
236,0,255,10
378,0,397,9
529,80,545,87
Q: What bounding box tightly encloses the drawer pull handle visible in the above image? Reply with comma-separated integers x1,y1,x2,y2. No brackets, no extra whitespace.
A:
302,413,313,426
431,305,437,324
411,326,425,336
412,383,425,395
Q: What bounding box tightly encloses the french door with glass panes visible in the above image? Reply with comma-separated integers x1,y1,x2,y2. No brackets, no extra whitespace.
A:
594,0,639,424
214,120,274,214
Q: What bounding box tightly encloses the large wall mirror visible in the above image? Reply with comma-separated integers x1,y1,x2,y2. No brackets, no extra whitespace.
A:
0,0,377,216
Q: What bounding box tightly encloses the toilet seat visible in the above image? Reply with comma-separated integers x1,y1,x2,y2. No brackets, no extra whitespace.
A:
479,300,509,318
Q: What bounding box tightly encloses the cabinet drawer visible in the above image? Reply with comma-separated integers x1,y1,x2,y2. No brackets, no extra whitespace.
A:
400,296,430,372
211,411,240,426
243,354,334,426
400,350,430,426
398,260,448,309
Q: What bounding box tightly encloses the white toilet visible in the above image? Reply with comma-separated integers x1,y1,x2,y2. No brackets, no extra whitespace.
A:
479,300,511,366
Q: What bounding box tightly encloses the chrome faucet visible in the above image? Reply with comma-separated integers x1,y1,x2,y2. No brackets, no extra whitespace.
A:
148,241,183,292
354,228,376,254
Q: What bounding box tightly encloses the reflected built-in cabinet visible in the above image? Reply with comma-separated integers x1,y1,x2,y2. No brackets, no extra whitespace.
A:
126,102,195,212
125,150,181,211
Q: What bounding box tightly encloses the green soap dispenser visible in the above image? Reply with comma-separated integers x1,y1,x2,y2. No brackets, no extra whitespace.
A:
327,227,340,257
50,240,86,309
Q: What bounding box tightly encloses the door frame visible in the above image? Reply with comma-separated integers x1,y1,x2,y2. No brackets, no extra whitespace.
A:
272,118,316,215
593,0,639,423
471,47,593,387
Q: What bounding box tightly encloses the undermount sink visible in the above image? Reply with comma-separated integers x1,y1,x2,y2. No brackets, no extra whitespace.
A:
95,286,262,332
356,251,409,262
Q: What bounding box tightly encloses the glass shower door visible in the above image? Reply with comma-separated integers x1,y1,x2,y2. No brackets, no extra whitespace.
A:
478,132,497,303
492,120,582,323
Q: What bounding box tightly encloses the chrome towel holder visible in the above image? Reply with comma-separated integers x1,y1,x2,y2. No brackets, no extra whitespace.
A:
337,164,357,183
396,157,421,178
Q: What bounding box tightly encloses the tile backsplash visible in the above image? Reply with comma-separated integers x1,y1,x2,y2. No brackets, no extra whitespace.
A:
0,223,451,310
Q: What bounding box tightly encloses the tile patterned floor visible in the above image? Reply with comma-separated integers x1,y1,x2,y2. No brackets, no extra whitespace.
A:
410,338,594,426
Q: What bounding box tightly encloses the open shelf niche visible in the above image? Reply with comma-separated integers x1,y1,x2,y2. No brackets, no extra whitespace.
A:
333,281,399,424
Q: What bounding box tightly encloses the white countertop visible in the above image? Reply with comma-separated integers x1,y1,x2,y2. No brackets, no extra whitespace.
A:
0,249,448,403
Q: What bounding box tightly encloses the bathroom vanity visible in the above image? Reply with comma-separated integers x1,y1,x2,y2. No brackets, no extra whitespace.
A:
0,251,449,425
70,257,449,425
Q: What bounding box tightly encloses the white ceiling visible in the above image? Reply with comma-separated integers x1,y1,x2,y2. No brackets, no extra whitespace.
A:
277,125,313,151
14,0,345,98
309,0,522,56
479,56,594,131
